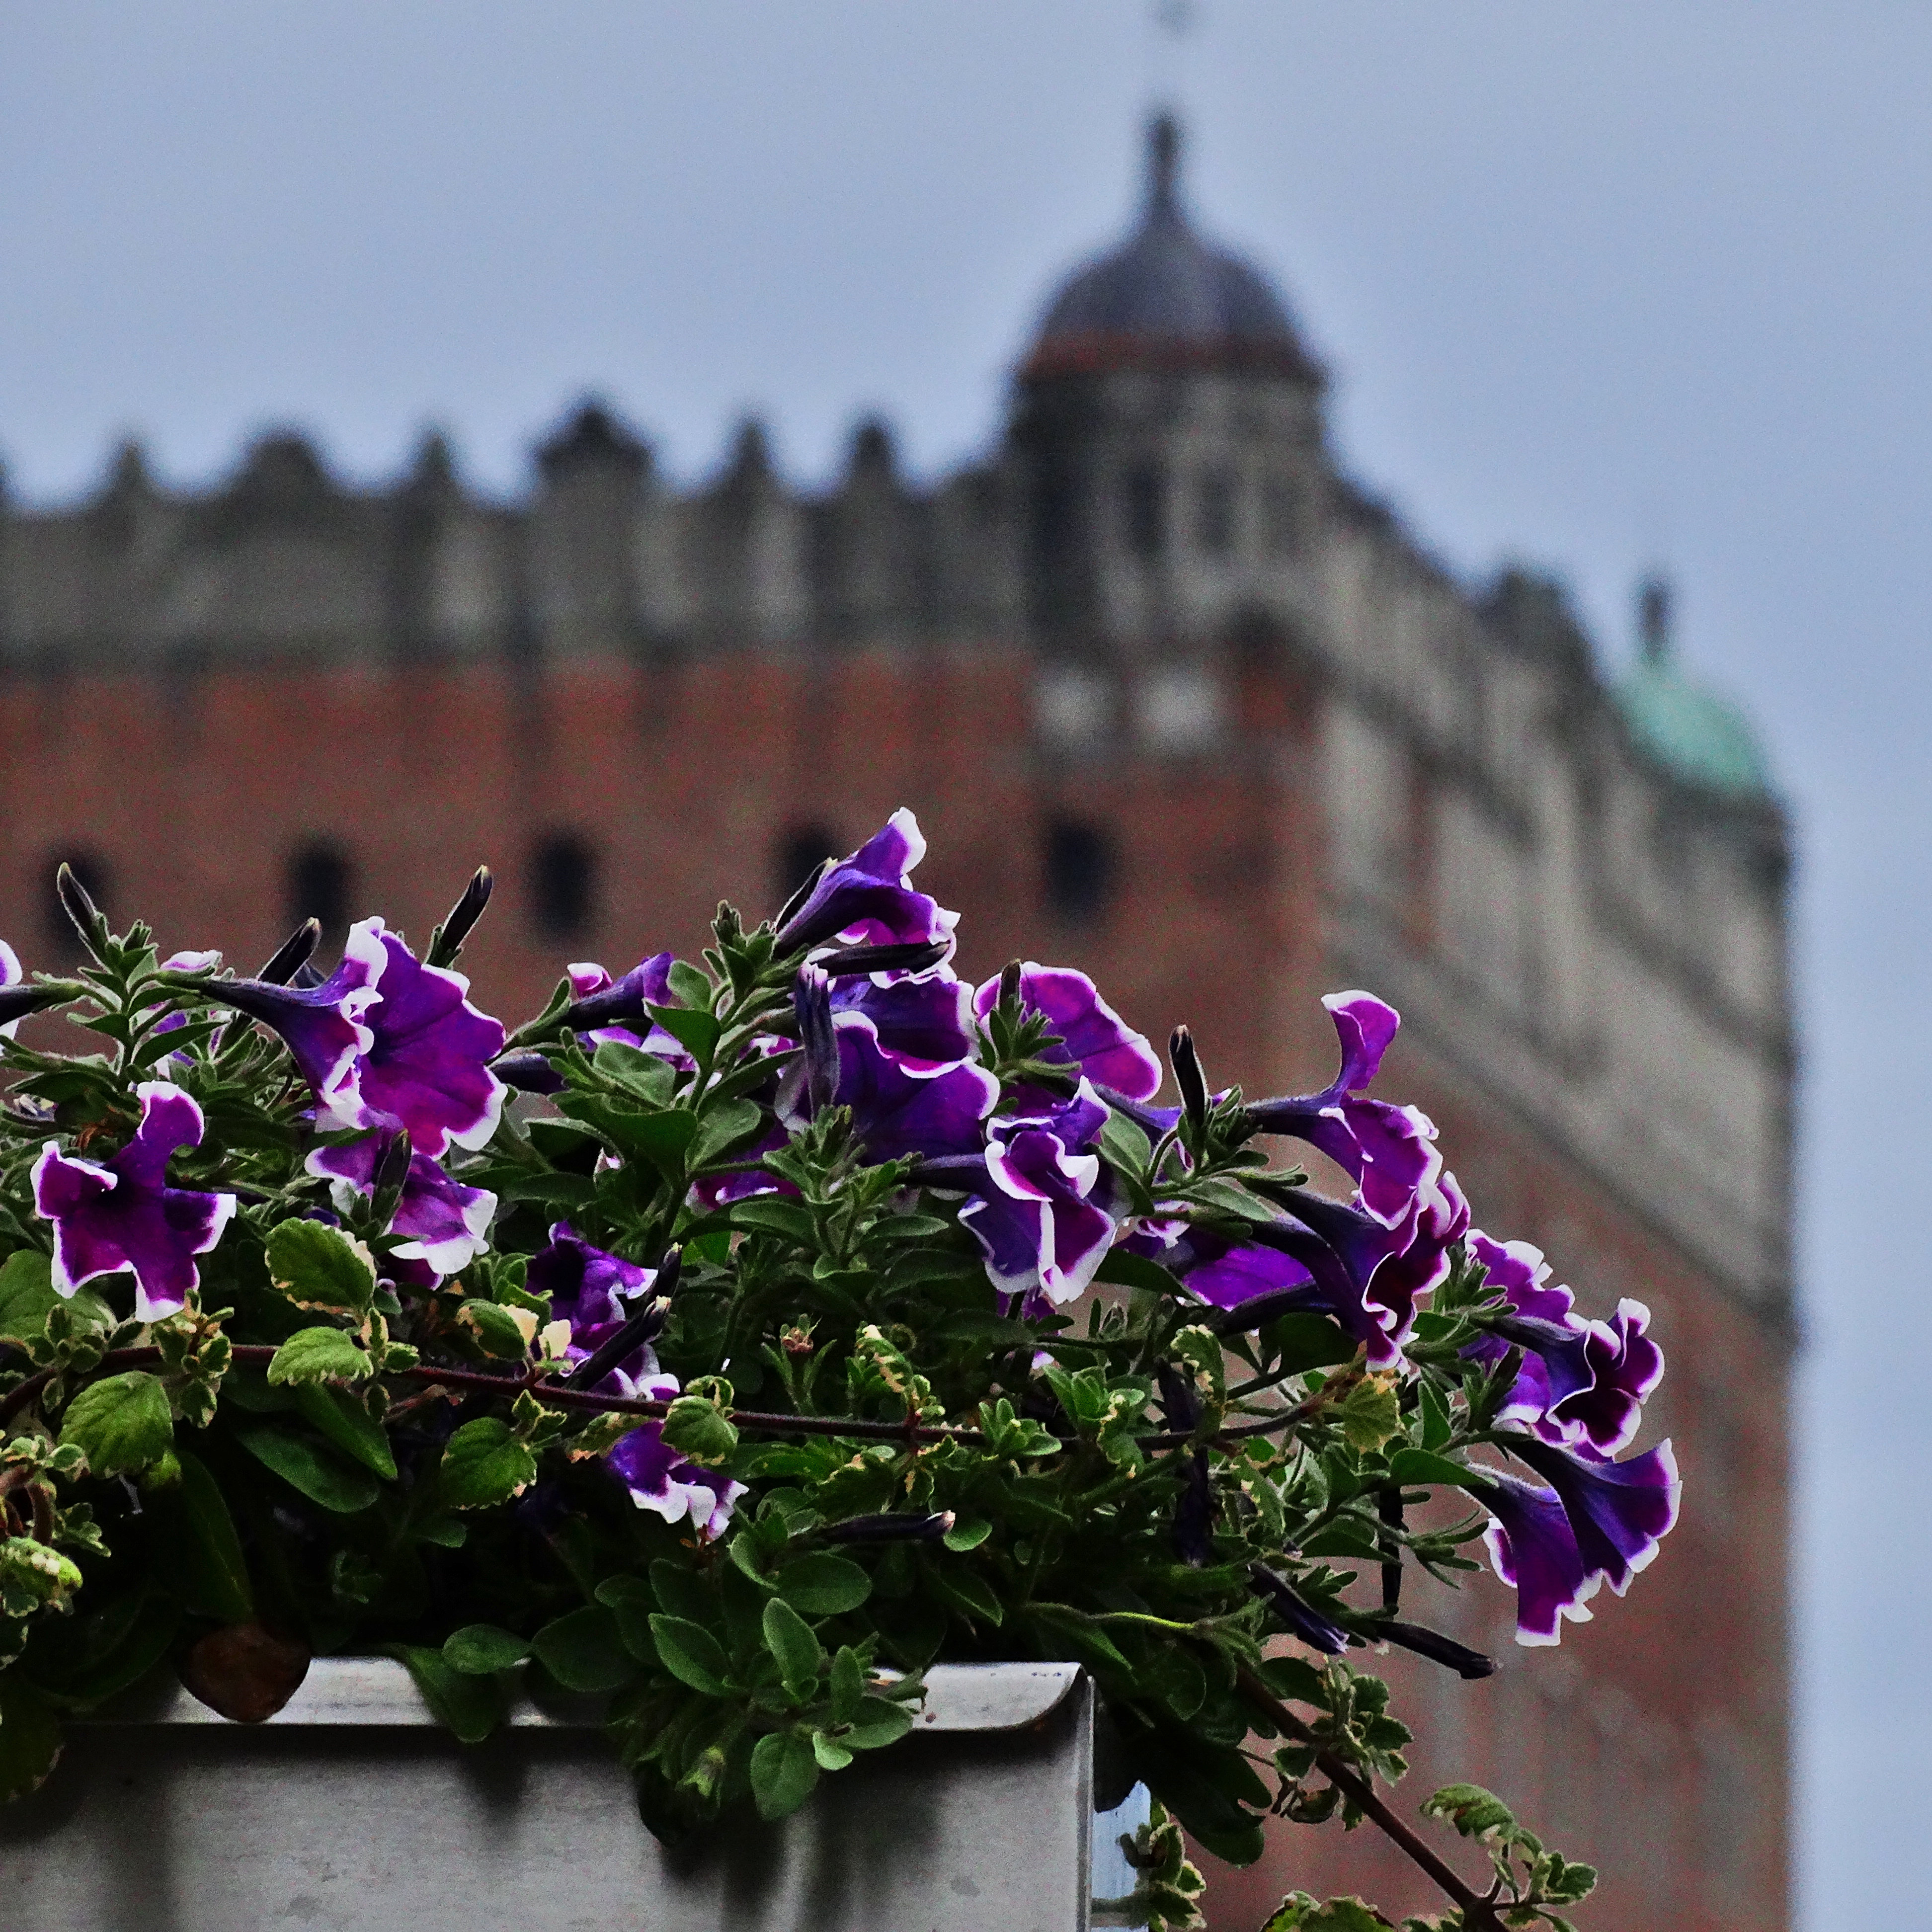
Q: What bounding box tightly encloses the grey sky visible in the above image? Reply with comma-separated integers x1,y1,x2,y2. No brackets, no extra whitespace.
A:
1,5,1922,1921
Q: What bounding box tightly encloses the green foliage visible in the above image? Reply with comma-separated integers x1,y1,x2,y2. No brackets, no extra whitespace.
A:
0,878,1625,1932
58,1371,173,1476
265,1219,375,1317
267,1326,373,1386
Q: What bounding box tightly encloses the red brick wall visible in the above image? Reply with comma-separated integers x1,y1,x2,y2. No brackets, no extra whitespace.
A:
0,649,1785,1929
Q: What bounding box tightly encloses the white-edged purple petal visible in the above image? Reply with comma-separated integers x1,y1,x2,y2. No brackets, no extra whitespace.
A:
565,953,694,1066
959,1079,1121,1303
828,1013,998,1163
1245,991,1442,1228
221,948,380,1118
970,963,1162,1102
605,1383,746,1541
834,968,976,1069
1508,1436,1681,1596
31,1080,236,1320
775,808,959,956
341,920,507,1156
527,1222,657,1388
1471,1464,1600,1647
306,1136,497,1279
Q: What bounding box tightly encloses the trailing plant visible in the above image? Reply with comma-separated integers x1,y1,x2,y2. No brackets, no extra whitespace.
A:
0,813,1673,1929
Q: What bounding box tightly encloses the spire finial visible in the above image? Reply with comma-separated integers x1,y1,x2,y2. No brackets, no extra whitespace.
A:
1147,111,1182,216
1637,573,1672,665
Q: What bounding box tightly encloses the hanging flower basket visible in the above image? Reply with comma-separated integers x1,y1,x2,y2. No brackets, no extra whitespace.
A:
0,815,1675,1931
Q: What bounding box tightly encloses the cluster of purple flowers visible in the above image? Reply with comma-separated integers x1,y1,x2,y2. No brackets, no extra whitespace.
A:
19,806,1677,1640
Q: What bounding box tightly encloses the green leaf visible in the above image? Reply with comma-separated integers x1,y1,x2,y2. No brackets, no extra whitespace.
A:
729,1197,819,1244
647,1614,730,1696
624,1108,701,1181
0,1250,109,1342
443,1624,531,1675
236,1424,380,1514
841,1696,914,1751
393,1643,506,1744
1417,1377,1453,1452
1422,1782,1520,1843
532,1606,638,1693
1335,1374,1402,1453
774,1552,871,1616
1093,1249,1184,1295
1263,1313,1359,1376
693,1097,764,1168
267,1325,373,1386
1098,1107,1152,1174
589,1041,676,1104
59,1370,173,1476
646,1559,718,1627
665,960,714,1011
438,1418,538,1509
750,1728,819,1820
265,1217,375,1316
942,1514,992,1552
152,1449,253,1622
647,1003,722,1064
1386,1448,1470,1491
761,1596,822,1700
829,1646,866,1723
458,1299,534,1359
926,1563,1003,1626
660,1395,738,1467
0,1673,62,1800
811,1731,854,1771
292,1383,398,1480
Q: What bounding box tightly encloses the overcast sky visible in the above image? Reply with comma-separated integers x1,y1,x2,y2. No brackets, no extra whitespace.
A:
2,5,1924,1921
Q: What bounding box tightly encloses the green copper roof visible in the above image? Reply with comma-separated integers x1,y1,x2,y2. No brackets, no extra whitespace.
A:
1612,579,1773,800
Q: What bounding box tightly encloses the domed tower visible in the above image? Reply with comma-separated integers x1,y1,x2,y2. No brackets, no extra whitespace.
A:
1008,113,1327,656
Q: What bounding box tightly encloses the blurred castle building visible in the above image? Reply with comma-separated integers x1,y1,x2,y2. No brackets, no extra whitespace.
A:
0,117,1788,1930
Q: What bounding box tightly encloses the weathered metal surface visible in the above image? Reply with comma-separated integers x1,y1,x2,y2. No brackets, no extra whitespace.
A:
0,1660,1095,1932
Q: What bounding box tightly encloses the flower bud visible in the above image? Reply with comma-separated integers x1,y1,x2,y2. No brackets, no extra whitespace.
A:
1170,1026,1208,1143
55,863,108,960
427,867,493,968
256,919,322,987
793,963,839,1114
823,1511,955,1544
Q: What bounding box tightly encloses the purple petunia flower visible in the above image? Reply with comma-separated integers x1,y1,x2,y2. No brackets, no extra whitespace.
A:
606,1404,746,1542
783,985,998,1166
528,1222,658,1391
1508,1435,1681,1597
32,1081,237,1320
218,949,381,1120
333,921,506,1157
959,1083,1120,1303
1469,1464,1598,1647
970,964,1163,1103
1469,1436,1680,1646
1462,1233,1664,1455
775,808,960,957
1244,991,1443,1228
565,954,695,1068
307,1136,497,1279
833,967,977,1070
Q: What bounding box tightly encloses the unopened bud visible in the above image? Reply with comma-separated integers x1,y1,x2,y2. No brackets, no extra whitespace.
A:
1170,1026,1208,1143
428,867,493,968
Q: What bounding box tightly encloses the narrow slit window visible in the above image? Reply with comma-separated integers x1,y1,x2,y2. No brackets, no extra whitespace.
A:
287,840,352,943
531,831,596,941
1044,818,1114,925
776,824,839,917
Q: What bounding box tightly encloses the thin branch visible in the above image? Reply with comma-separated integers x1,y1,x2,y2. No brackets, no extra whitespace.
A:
1235,1666,1505,1932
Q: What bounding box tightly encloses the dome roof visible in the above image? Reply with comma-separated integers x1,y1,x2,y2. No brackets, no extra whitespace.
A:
1613,579,1772,800
1023,116,1322,383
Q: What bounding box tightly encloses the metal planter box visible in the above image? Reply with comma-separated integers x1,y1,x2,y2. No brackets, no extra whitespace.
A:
0,1659,1103,1932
